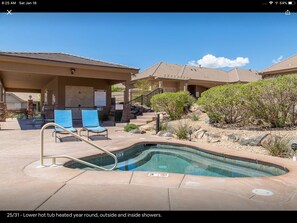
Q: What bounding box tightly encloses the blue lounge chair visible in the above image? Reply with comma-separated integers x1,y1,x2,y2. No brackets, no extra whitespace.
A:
80,110,108,140
53,110,78,142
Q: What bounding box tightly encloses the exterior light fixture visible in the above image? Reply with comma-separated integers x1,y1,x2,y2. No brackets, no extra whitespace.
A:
70,68,76,75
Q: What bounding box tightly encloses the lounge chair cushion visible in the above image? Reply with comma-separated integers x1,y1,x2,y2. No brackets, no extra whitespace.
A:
55,127,77,133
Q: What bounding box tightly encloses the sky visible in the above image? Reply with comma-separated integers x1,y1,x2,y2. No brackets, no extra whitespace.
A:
0,13,296,72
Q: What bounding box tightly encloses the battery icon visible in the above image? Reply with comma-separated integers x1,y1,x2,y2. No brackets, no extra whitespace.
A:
288,1,296,4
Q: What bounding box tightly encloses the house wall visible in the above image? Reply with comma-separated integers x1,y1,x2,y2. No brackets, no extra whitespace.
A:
57,76,111,117
151,79,203,93
6,95,40,112
65,85,94,119
131,78,214,103
40,76,111,119
6,94,23,110
161,81,179,92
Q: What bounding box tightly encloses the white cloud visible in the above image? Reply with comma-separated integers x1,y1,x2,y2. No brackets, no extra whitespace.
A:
272,55,283,64
188,54,249,68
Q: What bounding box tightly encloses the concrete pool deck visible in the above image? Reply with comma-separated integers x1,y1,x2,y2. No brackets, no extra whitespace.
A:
1,118,297,210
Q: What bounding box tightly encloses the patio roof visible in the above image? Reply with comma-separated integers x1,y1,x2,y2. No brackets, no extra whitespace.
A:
0,52,137,70
0,52,139,92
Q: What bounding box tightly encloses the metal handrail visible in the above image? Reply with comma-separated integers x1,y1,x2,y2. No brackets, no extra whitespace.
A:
40,122,118,171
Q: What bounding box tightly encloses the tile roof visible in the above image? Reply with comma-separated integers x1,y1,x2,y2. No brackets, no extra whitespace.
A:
260,54,297,74
0,52,138,70
228,68,261,82
133,62,260,83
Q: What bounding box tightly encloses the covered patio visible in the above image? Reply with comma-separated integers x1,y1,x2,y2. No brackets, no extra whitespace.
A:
0,52,138,123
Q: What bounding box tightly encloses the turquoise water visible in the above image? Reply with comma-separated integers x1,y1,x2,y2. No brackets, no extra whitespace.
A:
65,143,288,177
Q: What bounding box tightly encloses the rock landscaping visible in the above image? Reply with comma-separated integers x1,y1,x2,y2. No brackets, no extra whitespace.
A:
139,112,297,157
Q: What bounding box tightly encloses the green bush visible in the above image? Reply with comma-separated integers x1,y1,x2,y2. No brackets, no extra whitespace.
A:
197,83,244,124
242,75,297,128
124,123,139,132
151,91,195,120
111,85,124,92
267,137,291,158
197,74,297,128
6,111,26,119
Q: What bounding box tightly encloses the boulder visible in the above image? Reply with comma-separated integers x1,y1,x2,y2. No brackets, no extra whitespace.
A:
129,129,142,134
260,134,281,148
189,104,199,112
193,129,207,139
140,122,155,132
206,133,221,143
157,131,174,138
224,134,241,142
197,105,206,113
288,137,297,151
239,134,270,146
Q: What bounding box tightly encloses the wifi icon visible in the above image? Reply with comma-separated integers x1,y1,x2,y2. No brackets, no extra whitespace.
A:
269,1,274,4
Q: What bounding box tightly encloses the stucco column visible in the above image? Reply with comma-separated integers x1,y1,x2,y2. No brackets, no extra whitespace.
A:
158,81,163,89
129,88,132,102
0,81,3,102
0,80,6,122
121,80,130,123
183,82,188,91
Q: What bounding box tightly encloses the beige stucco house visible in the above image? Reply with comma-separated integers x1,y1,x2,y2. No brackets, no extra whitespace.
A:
0,52,138,122
131,62,261,98
6,92,40,112
260,54,297,78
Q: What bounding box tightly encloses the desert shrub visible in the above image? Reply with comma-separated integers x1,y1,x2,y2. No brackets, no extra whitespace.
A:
174,121,189,139
124,123,139,132
151,91,195,120
267,137,291,158
159,121,169,131
197,83,244,124
242,74,297,128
